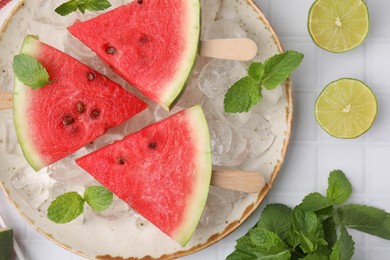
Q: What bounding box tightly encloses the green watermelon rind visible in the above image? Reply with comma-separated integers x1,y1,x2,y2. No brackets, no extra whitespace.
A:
0,228,13,260
13,35,46,171
153,0,201,110
171,105,212,246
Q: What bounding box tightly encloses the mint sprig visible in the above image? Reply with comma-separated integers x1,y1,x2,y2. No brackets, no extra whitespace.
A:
224,50,304,113
12,54,50,89
47,186,113,223
227,170,390,259
55,0,111,16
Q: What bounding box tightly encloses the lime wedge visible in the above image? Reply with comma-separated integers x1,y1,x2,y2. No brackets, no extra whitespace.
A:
315,78,377,138
308,0,369,53
0,228,13,260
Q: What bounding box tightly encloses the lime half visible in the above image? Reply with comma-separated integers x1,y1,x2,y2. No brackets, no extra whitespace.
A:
308,0,369,53
315,78,377,138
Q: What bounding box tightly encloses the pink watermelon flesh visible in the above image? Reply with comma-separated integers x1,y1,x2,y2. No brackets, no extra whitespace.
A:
13,35,148,171
68,0,200,110
76,105,212,246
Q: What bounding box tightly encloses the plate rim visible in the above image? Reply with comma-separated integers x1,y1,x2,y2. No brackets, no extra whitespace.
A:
0,0,293,259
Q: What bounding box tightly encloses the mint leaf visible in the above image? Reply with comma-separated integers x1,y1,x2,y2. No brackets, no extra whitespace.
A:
84,186,113,212
224,77,261,113
323,217,337,248
301,252,329,260
327,170,352,205
291,207,327,254
55,0,111,16
12,54,50,89
301,192,331,212
55,0,78,16
333,204,390,239
227,228,291,260
47,192,84,223
81,0,111,12
256,204,292,240
330,227,354,260
248,62,265,81
262,50,304,90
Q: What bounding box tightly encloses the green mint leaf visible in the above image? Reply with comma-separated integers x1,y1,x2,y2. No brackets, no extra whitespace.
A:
82,0,111,12
55,0,111,16
226,250,253,260
327,170,352,205
249,228,290,253
47,192,84,223
323,217,338,248
248,62,265,81
12,54,50,89
261,50,304,90
301,252,329,260
330,227,355,260
291,207,327,254
78,4,87,13
84,186,113,212
301,192,331,212
224,77,261,113
256,204,292,240
55,0,79,16
333,204,390,239
227,228,291,260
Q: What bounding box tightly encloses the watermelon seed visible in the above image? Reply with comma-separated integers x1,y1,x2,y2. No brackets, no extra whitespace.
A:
106,46,116,54
87,72,96,81
63,115,75,125
118,157,126,164
139,35,149,44
149,141,157,149
76,102,85,113
91,109,100,119
137,0,143,4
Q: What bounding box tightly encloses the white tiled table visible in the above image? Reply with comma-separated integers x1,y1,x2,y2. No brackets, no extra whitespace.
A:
1,0,390,259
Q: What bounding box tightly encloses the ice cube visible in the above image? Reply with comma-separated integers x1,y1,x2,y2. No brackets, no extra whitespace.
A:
11,166,54,209
201,97,250,167
200,186,242,227
216,0,241,22
243,112,276,158
198,59,247,99
153,105,185,122
123,107,156,135
175,80,204,108
203,20,247,40
33,0,77,26
64,34,95,61
201,0,221,39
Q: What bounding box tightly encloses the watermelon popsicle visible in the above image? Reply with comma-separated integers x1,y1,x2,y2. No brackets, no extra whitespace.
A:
68,0,200,111
13,35,148,171
76,105,212,246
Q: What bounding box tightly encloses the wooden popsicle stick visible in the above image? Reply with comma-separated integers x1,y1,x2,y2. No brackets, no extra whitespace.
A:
200,38,258,61
0,91,12,110
211,169,265,193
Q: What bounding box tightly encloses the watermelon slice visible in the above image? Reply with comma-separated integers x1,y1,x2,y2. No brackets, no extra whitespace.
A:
13,35,147,171
76,105,212,246
68,0,200,110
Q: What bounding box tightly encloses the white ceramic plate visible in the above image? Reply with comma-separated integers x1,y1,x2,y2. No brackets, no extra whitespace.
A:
0,0,292,259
